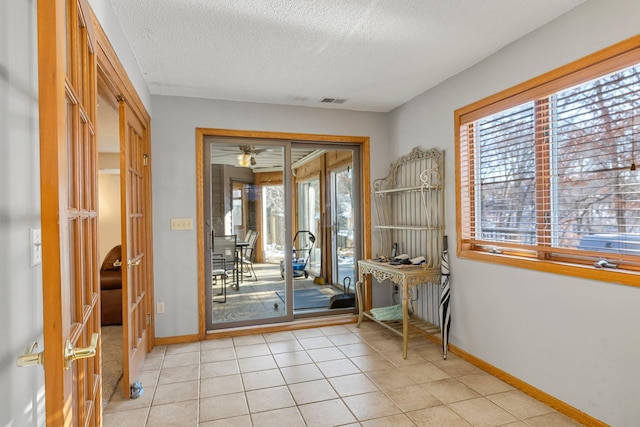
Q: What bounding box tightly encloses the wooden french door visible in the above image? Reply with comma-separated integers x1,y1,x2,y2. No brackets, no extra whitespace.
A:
38,0,102,425
119,99,150,398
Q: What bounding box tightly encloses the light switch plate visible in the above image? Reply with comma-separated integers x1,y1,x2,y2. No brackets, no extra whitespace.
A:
30,228,42,267
170,218,193,230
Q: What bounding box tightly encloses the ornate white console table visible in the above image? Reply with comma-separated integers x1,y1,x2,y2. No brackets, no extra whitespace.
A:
356,259,441,359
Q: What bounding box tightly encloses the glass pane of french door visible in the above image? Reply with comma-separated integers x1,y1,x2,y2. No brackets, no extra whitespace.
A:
206,142,291,328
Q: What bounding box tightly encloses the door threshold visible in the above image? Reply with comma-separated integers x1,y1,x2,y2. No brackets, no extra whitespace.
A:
205,313,357,339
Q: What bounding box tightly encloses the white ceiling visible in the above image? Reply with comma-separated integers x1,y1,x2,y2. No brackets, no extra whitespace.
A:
108,0,585,113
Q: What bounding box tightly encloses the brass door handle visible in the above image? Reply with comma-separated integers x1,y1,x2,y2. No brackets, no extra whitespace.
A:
64,333,98,369
17,341,44,367
128,258,141,267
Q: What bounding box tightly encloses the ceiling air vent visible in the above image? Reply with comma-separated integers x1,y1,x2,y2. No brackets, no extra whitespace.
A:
320,98,347,104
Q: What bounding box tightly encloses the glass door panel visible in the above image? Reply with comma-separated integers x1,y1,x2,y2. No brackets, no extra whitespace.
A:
206,142,291,328
298,177,321,278
331,165,356,290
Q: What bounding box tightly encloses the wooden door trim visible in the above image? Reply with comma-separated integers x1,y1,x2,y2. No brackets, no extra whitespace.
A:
38,0,70,422
196,128,371,339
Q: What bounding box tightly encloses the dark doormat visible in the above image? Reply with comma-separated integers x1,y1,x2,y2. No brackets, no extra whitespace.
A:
276,288,331,310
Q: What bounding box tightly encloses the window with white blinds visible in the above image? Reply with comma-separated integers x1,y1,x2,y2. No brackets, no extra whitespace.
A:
456,36,640,279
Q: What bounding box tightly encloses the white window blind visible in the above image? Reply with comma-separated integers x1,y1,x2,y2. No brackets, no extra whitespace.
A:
459,61,640,267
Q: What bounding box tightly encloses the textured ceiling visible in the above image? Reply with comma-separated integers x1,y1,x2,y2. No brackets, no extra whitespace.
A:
108,0,585,112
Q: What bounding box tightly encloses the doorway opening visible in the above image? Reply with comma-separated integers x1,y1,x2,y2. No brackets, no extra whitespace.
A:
96,90,124,406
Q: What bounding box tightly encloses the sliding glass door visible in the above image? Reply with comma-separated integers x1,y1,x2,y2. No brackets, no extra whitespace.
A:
204,139,362,330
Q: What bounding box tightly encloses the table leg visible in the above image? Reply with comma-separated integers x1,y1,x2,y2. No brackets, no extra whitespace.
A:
356,279,364,326
402,281,408,359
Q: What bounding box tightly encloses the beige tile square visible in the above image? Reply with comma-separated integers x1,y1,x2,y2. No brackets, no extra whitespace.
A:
350,354,396,372
298,399,357,427
201,346,236,363
199,415,252,427
339,342,376,357
306,346,346,362
250,406,306,427
201,359,240,378
343,391,402,421
292,328,324,339
162,351,200,368
153,380,198,405
289,379,338,405
246,385,295,413
412,342,447,361
406,405,471,427
400,362,450,383
488,390,555,419
365,368,417,390
242,368,285,390
141,356,163,371
103,383,155,413
457,373,515,396
432,357,483,377
199,392,249,422
274,350,313,367
367,338,404,354
298,336,334,350
201,373,244,398
316,358,361,378
157,364,199,385
328,373,379,397
388,383,441,412
146,399,198,426
357,330,397,343
138,369,160,388
238,354,277,373
165,341,200,354
327,333,363,346
267,339,304,354
524,411,584,426
449,397,517,427
103,407,149,427
422,378,479,404
233,334,266,346
201,337,234,350
147,345,166,357
235,343,271,358
280,363,324,384
361,413,418,427
319,325,352,336
383,349,428,368
263,331,297,343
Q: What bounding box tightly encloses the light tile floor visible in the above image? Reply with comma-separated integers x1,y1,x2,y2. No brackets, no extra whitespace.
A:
103,322,583,427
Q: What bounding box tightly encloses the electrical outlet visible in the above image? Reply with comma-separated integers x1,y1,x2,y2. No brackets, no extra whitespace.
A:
170,218,193,230
156,302,165,314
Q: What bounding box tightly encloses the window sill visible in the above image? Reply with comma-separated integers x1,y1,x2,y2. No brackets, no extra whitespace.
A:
458,249,640,288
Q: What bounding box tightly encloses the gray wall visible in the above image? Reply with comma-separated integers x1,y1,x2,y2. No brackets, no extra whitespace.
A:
150,95,390,337
0,0,45,425
389,0,640,425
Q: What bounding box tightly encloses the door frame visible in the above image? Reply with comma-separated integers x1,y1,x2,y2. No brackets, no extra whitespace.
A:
195,128,371,339
92,13,154,398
